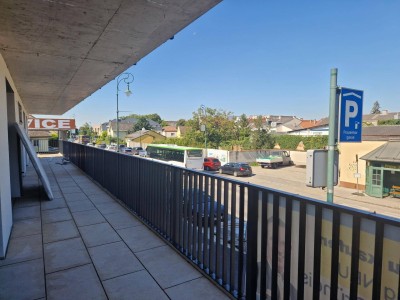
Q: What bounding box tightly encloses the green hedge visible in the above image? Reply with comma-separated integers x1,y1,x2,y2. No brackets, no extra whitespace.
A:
274,135,328,150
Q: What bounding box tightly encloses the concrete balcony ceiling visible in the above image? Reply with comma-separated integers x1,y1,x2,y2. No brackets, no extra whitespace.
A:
0,0,221,114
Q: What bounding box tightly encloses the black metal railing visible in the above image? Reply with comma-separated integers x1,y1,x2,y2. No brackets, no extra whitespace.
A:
62,141,400,300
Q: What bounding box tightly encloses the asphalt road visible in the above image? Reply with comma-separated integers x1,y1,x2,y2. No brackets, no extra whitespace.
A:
214,165,400,220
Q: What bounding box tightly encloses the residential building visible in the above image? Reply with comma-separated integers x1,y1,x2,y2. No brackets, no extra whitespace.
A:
162,126,178,138
125,129,165,148
177,126,191,137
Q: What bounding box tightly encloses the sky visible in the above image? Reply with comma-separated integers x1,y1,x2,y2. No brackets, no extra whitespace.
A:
47,1,400,127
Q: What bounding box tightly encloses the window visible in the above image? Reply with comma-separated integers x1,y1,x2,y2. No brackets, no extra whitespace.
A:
18,103,23,124
372,169,381,186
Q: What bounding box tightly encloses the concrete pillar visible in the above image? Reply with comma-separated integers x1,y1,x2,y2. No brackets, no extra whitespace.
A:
0,75,13,258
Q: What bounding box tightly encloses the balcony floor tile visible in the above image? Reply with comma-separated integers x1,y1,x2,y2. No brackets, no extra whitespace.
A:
135,245,202,289
103,270,169,300
79,222,121,248
0,259,45,300
88,241,144,280
46,264,107,300
43,220,79,244
44,237,91,274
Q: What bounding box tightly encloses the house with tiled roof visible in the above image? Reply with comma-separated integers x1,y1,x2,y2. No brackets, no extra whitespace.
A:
162,126,178,138
177,126,191,137
363,110,400,125
124,129,165,148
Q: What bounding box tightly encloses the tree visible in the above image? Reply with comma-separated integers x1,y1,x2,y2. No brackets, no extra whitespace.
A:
251,116,275,150
176,119,186,126
132,116,151,132
79,122,92,136
370,101,381,114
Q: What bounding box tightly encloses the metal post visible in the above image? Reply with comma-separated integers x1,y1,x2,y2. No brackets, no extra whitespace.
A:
116,73,134,152
327,68,338,203
116,91,119,151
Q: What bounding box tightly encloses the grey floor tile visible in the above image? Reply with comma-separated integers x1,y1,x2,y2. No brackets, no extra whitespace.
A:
0,259,45,300
41,197,67,211
89,241,143,280
117,225,165,253
13,197,40,208
79,223,120,248
10,218,41,238
0,234,42,267
44,238,91,274
103,270,168,300
60,186,82,194
67,199,95,212
64,192,90,203
135,245,201,289
46,264,107,300
72,209,106,227
103,210,141,230
12,205,40,221
42,207,72,224
95,202,126,215
43,220,79,244
165,277,229,300
88,194,114,205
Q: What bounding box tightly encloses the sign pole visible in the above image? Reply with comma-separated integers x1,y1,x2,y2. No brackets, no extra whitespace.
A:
327,68,338,203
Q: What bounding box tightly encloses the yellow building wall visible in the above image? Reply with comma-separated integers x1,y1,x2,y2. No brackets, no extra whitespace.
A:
339,141,386,189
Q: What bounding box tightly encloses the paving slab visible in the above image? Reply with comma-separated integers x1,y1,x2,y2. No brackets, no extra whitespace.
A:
60,186,82,194
103,210,142,230
63,192,90,203
95,202,126,215
165,277,230,300
42,207,72,224
43,220,79,244
67,199,95,212
0,259,45,300
0,234,42,267
40,197,67,211
10,218,41,239
88,241,144,280
12,205,40,221
79,222,121,248
44,237,91,274
46,264,107,300
88,193,115,205
135,245,202,289
13,197,40,208
72,209,106,227
103,270,169,300
117,225,165,253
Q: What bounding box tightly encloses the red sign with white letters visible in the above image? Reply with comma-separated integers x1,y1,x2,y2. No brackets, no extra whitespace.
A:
28,118,76,130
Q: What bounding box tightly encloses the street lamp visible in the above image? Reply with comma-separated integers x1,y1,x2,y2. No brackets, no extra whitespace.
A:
116,72,134,152
140,127,145,148
200,104,207,152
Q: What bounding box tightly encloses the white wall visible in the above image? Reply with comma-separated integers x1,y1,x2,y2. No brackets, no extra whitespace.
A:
0,54,13,258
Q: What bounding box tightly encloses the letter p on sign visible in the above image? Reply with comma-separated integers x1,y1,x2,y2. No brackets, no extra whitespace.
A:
345,100,358,127
339,88,363,143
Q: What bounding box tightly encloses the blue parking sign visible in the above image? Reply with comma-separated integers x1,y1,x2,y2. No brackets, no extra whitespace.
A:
339,88,363,142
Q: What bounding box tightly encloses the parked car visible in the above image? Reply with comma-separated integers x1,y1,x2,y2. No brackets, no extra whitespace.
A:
183,189,225,225
131,147,144,155
123,147,132,154
219,162,252,177
96,143,106,149
203,157,221,171
106,145,117,151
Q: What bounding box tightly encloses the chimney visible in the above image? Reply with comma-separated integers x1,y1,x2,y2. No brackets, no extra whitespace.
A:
381,110,388,115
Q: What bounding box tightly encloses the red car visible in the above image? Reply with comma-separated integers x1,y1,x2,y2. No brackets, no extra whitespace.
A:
203,157,221,171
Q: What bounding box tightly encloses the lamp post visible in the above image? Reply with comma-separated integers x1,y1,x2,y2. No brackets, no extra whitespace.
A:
140,127,145,148
200,104,207,153
116,72,134,152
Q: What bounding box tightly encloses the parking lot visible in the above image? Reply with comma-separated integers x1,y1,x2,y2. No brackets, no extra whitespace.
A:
213,165,400,219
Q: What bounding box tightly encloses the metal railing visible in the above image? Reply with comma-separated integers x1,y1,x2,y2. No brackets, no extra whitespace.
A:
62,141,400,300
